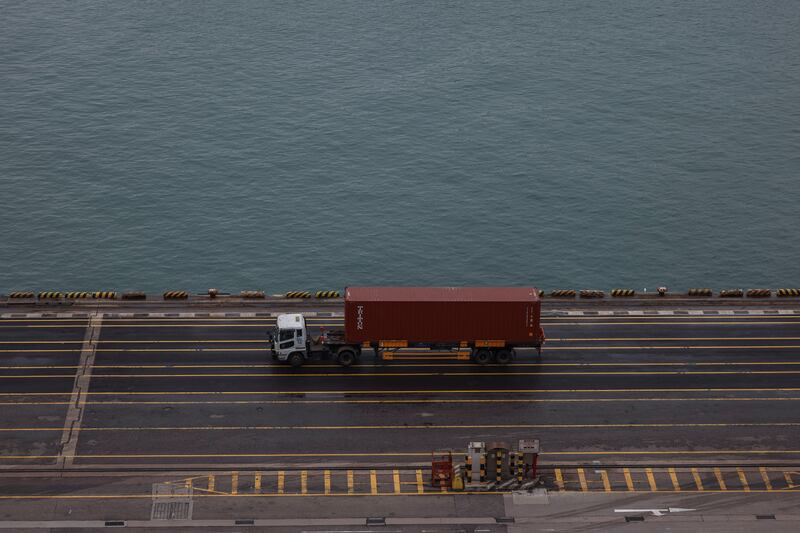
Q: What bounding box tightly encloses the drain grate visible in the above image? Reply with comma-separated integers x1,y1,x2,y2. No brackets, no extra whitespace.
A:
625,516,645,522
366,517,386,526
152,501,191,520
756,515,776,520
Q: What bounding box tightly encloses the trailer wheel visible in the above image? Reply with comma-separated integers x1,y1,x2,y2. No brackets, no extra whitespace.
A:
495,349,512,365
336,349,356,367
288,352,305,367
474,349,491,365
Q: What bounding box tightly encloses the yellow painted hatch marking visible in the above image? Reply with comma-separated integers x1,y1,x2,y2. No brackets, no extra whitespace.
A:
714,468,727,490
577,468,588,492
393,469,401,494
692,468,704,491
623,468,635,491
669,468,681,491
646,468,657,491
253,472,261,492
277,471,285,494
416,469,424,494
760,467,773,491
370,470,378,495
737,468,750,491
230,472,238,495
599,470,611,492
300,471,307,495
324,470,331,495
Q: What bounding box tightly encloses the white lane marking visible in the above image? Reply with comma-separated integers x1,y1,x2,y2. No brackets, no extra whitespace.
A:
57,313,102,468
718,310,735,315
615,508,696,517
657,311,674,315
688,310,703,315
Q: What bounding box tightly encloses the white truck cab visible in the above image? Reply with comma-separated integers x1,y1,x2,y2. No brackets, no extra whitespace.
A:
271,313,307,366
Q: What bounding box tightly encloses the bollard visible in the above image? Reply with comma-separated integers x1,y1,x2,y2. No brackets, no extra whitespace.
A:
579,290,605,298
746,289,771,298
163,291,189,300
688,288,712,297
64,292,91,299
38,292,63,299
121,291,146,300
208,288,219,299
777,289,800,297
719,289,744,298
285,291,311,299
8,292,34,298
92,292,117,299
549,290,576,298
315,290,341,298
240,290,265,299
611,289,635,297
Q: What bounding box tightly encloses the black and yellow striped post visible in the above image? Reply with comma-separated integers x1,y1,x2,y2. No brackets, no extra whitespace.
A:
516,453,524,482
746,288,771,298
92,291,117,299
315,290,341,298
163,291,189,300
719,288,743,298
285,291,312,299
688,288,712,297
777,288,800,297
479,454,486,482
579,290,605,298
495,451,503,482
8,292,34,298
549,289,576,298
611,289,635,297
65,292,91,299
240,290,265,299
38,291,63,299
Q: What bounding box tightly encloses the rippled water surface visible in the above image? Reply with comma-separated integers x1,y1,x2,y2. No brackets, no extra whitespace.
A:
1,0,798,292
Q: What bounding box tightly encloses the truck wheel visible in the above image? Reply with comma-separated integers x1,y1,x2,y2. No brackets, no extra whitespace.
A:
288,352,304,367
495,349,512,365
474,349,491,365
337,349,356,367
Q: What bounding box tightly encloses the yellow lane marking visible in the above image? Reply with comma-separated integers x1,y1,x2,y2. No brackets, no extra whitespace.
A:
646,468,657,491
577,468,588,492
547,346,800,351
370,470,378,495
6,387,800,397
300,471,307,494
623,468,635,491
669,468,680,491
737,468,750,491
6,422,800,432
714,468,727,490
208,475,215,492
12,396,800,406
7,450,800,461
393,469,401,494
416,470,424,494
277,471,285,494
15,360,800,371
599,470,611,492
254,472,261,492
760,467,773,491
13,367,800,379
324,470,331,495
692,468,704,490
554,468,564,490
231,472,238,495
551,337,800,342
347,470,354,494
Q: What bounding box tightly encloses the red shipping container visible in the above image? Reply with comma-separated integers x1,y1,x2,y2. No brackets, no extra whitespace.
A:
344,287,542,345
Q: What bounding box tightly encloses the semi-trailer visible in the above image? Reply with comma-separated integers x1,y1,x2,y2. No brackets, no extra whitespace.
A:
270,286,545,367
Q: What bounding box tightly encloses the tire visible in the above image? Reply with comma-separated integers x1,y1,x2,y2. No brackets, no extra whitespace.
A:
337,349,356,367
474,349,491,365
495,349,512,365
288,352,305,367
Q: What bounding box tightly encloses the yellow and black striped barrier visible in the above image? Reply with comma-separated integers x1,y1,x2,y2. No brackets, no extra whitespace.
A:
746,288,771,298
579,290,605,298
240,290,265,299
315,290,341,298
610,289,635,297
549,290,576,298
121,291,146,300
64,292,91,299
38,291,63,299
687,288,712,297
8,291,34,298
285,291,311,299
92,291,117,299
719,288,743,298
163,291,189,300
777,288,800,297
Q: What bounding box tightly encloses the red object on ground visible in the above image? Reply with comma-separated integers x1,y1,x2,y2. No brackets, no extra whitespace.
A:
344,287,542,345
431,450,453,488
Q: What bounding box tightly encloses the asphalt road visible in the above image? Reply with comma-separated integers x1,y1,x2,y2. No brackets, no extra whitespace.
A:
3,307,800,468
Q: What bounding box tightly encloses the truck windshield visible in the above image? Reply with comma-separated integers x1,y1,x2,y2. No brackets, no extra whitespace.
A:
279,329,294,342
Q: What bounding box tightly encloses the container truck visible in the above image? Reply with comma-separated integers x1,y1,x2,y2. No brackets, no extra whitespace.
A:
270,286,545,367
